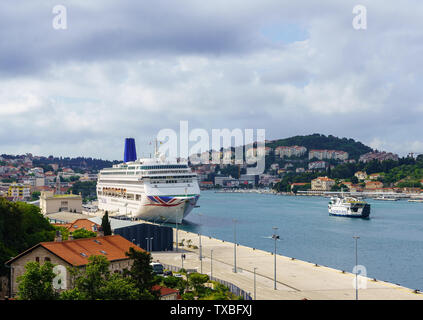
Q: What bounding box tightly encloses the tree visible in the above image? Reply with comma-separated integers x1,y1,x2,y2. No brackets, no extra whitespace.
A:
124,247,159,299
101,211,112,236
71,228,97,239
351,176,359,184
0,198,55,276
16,261,59,300
98,273,142,300
188,273,209,296
62,255,110,300
61,255,143,300
31,191,41,201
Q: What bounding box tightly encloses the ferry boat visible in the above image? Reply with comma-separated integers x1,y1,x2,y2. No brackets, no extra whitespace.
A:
328,196,370,218
96,138,200,223
373,195,399,201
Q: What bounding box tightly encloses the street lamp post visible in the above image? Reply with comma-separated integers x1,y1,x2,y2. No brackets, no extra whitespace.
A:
198,213,203,262
150,237,154,252
181,253,186,270
233,219,237,273
254,267,257,300
353,235,360,300
175,214,179,253
271,227,280,290
211,249,213,279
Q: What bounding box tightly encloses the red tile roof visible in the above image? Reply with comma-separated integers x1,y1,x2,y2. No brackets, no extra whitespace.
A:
152,285,179,297
7,235,145,267
67,219,101,233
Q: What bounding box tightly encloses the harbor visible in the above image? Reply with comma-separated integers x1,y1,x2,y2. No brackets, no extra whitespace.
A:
152,228,423,300
160,190,423,293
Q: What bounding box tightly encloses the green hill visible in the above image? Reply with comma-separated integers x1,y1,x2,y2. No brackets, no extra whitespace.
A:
266,134,373,160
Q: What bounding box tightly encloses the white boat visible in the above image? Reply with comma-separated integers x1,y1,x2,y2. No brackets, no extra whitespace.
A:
96,139,200,224
373,195,399,201
408,199,423,203
328,196,370,218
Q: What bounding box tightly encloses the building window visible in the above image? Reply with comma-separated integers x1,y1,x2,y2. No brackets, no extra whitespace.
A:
45,257,51,262
35,257,40,263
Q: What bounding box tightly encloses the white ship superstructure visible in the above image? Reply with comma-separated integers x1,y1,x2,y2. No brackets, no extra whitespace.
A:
328,196,370,218
97,140,200,223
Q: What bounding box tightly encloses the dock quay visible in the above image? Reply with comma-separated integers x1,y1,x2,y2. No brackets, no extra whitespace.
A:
152,228,423,300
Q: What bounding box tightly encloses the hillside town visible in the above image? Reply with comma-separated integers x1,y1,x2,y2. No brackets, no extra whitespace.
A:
1,143,422,203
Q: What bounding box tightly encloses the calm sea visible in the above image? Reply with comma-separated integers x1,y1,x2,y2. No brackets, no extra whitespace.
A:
171,190,423,291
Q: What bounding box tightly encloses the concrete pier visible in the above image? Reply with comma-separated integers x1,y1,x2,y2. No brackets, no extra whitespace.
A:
151,228,423,300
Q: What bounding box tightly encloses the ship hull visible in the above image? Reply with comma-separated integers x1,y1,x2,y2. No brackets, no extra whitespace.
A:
328,203,370,218
98,195,199,224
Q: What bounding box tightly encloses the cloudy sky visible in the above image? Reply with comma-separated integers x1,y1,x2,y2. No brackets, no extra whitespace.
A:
0,0,422,160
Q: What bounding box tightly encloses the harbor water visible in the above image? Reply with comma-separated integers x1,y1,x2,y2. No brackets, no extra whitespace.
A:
170,190,423,291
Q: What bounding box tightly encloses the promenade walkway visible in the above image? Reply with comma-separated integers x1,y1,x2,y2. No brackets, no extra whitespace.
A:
152,229,423,300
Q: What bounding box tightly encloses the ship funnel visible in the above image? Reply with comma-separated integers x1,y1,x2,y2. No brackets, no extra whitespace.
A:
124,138,137,162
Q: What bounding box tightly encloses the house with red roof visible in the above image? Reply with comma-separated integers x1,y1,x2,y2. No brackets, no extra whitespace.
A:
152,285,180,300
6,235,144,297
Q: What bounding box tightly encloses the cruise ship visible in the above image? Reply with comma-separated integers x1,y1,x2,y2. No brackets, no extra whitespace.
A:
96,138,200,223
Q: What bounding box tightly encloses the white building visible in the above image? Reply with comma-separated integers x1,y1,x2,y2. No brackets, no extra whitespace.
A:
275,146,307,158
309,149,348,161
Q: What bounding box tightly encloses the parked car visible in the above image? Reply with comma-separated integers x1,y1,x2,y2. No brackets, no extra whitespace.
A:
150,262,164,275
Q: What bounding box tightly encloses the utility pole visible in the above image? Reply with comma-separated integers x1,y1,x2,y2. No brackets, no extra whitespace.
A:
253,269,257,300
211,249,213,278
353,235,360,300
175,213,179,252
271,227,280,290
233,218,237,273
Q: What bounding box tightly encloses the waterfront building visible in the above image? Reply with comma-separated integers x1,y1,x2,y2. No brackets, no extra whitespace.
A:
39,190,83,215
365,181,384,190
311,176,335,191
214,176,239,187
239,174,258,186
7,183,31,201
199,181,214,189
5,235,143,297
